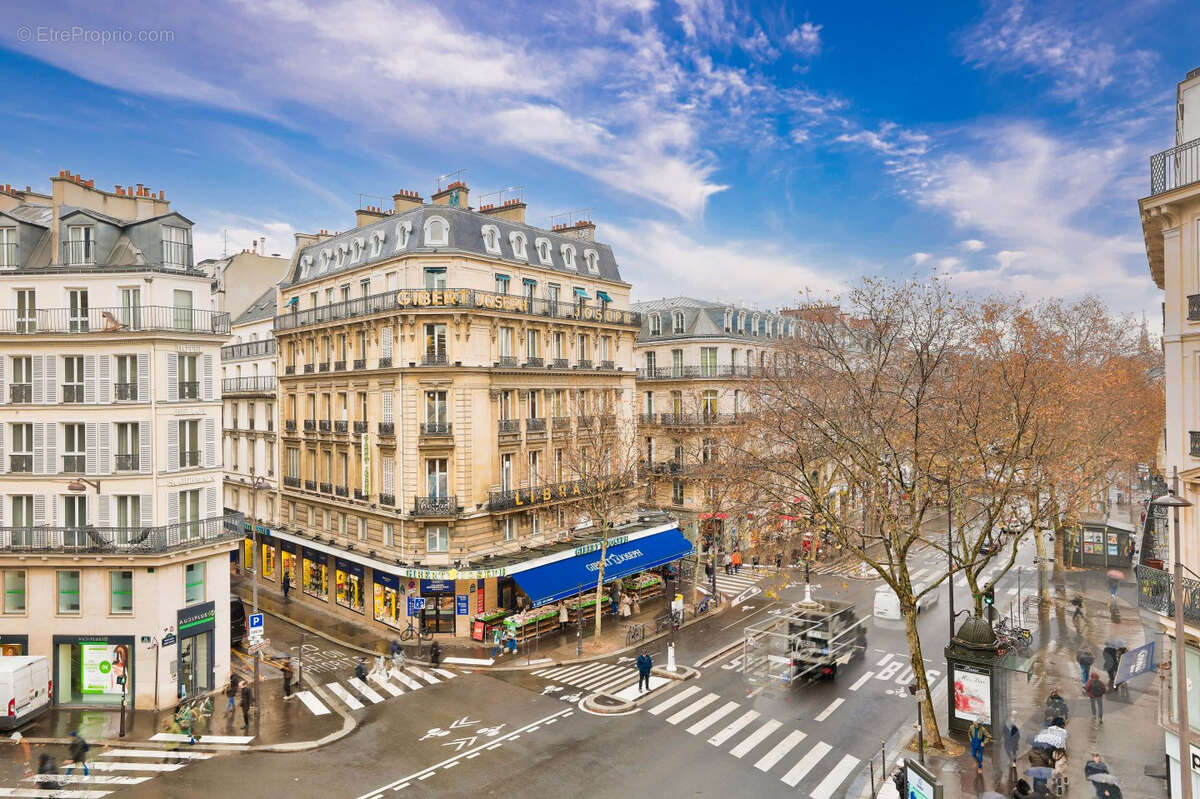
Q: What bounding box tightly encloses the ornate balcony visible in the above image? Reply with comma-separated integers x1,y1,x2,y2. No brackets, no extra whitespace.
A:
1150,137,1200,196
303,364,314,373
420,422,452,437
422,353,449,366
552,416,571,432
379,357,392,368
222,376,276,395
334,360,346,371
1136,564,1200,624
353,421,368,434
285,420,297,432
335,485,349,498
498,419,521,435
0,304,229,335
115,454,139,471
319,482,332,494
413,496,456,516
378,422,395,436
379,493,395,506
524,357,544,368
221,338,276,361
353,359,366,370
318,420,331,433
319,362,330,372
304,420,316,432
637,365,755,380
551,358,569,369
285,365,296,375
577,359,593,369
526,418,546,434
0,513,243,555
304,479,316,491
1192,431,1200,458
334,421,348,434
283,476,300,488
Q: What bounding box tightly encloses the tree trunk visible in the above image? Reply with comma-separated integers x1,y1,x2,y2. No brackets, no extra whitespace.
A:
902,601,944,750
593,534,609,640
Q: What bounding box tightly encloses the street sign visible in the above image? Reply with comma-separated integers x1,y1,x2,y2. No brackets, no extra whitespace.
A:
248,638,270,654
248,613,264,630
408,596,427,615
161,633,177,647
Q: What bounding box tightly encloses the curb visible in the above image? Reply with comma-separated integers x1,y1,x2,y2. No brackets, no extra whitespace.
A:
257,606,433,667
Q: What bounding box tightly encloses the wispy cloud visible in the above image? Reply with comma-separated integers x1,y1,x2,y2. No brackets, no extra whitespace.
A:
960,239,985,252
910,252,932,265
785,22,822,57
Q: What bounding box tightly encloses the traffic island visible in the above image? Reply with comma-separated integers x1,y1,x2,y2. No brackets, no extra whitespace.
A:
580,692,639,716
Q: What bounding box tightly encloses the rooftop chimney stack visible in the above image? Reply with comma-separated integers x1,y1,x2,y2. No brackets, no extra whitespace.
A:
392,190,423,213
480,196,527,225
431,180,469,209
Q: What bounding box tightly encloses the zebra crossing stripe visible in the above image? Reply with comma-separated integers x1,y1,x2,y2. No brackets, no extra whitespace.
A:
666,692,720,725
407,667,441,685
571,664,624,689
102,749,213,760
553,662,608,683
648,685,702,716
780,741,832,787
348,677,386,703
848,671,874,691
594,670,639,694
369,673,404,696
809,753,861,799
75,762,185,773
580,666,635,691
327,681,365,710
149,733,253,745
686,700,740,736
432,668,457,679
27,774,150,785
707,709,760,747
813,698,843,721
755,729,807,772
728,719,782,758
1,788,113,798
389,668,423,690
295,690,331,715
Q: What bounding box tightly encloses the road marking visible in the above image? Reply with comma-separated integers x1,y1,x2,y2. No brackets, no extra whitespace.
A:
102,749,213,759
78,762,186,772
780,741,832,787
417,773,435,780
349,677,386,703
0,789,113,798
849,672,875,691
813,698,844,722
442,657,493,666
407,667,441,685
149,733,253,745
875,653,894,667
613,675,671,701
389,668,423,691
685,700,740,735
327,681,365,709
27,774,150,784
707,709,760,747
666,692,720,725
369,673,405,696
594,670,639,694
648,685,702,716
754,729,807,772
809,753,862,798
550,662,608,682
393,784,410,791
432,668,457,679
576,665,629,690
729,719,782,758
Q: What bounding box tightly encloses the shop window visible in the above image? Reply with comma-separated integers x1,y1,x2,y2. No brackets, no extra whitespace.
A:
184,562,205,605
281,549,297,586
109,570,133,615
303,551,328,600
57,570,81,614
262,544,276,580
3,570,25,614
427,526,449,553
336,562,364,613
374,576,402,628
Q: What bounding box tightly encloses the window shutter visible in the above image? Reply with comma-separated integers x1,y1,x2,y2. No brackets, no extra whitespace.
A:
0,498,5,528
0,355,6,406
85,422,97,474
167,354,178,402
202,353,214,401
44,423,56,477
97,356,112,404
31,356,43,404
44,354,55,405
382,391,393,423
137,353,150,401
381,327,393,359
33,495,45,527
33,423,44,475
50,495,58,527
139,422,151,474
167,491,179,526
98,495,110,527
98,423,111,475
0,423,5,474
205,486,218,520
204,418,217,468
140,494,153,527
166,421,178,471
84,355,97,404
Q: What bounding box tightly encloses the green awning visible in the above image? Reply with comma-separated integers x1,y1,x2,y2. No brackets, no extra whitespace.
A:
596,290,612,303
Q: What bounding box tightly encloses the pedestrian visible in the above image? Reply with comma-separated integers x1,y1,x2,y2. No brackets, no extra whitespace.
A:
968,720,990,773
282,571,292,601
1084,751,1109,779
1084,670,1107,723
176,701,197,744
704,560,714,582
631,594,640,616
354,657,368,681
723,551,732,575
225,678,239,713
430,641,442,668
9,731,31,775
892,760,907,797
619,594,632,619
558,601,568,633
240,679,254,727
752,554,760,569
1070,593,1084,620
1010,778,1033,798
1102,645,1119,690
281,660,294,699
732,550,742,574
1002,711,1020,769
1044,687,1069,727
1107,576,1119,597
36,753,59,791
636,652,653,692
774,552,783,569
65,730,90,776
1076,645,1095,686
505,625,518,655
491,626,505,659
391,638,404,668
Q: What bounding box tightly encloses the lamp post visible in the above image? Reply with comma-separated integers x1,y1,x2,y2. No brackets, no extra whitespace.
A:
248,473,267,718
1152,475,1193,799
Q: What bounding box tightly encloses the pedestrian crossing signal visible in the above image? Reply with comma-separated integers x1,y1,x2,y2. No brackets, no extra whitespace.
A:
983,587,995,607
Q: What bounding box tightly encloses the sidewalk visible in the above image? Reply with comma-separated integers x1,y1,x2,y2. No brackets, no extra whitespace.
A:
882,568,1163,798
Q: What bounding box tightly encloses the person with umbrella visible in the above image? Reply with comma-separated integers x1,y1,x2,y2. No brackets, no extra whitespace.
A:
1076,645,1096,687
1088,772,1122,798
1106,569,1124,597
1084,751,1109,779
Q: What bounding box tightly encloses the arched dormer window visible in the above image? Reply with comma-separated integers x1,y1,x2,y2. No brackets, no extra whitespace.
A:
510,231,528,260
737,311,746,333
370,229,387,258
723,308,732,333
335,242,348,269
395,220,413,251
649,313,662,336
319,248,333,273
561,243,577,270
535,237,552,265
351,237,365,263
672,310,685,334
584,249,599,275
423,216,449,247
299,254,313,279
481,224,501,255
751,313,761,335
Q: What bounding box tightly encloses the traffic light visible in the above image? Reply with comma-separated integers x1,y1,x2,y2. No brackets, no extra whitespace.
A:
983,587,995,607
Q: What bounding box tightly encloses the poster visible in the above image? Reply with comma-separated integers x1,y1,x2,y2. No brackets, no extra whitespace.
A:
952,666,991,724
81,643,128,694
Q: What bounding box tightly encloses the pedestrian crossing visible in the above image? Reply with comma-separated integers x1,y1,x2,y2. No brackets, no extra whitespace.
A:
643,683,862,796
293,664,459,717
711,570,762,598
532,661,666,696
8,745,218,798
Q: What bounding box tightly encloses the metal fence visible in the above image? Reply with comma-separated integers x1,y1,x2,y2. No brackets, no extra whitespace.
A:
0,513,243,554
1136,563,1200,624
0,305,231,335
1150,137,1200,195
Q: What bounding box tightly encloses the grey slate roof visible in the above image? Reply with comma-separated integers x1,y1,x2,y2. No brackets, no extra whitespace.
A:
1,204,51,226
233,287,277,325
282,205,626,289
633,296,793,342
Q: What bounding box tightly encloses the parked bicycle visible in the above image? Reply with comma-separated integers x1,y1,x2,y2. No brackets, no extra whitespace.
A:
400,618,434,642
624,623,646,645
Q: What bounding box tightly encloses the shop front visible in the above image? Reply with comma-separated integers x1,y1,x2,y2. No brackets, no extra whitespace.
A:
0,634,28,656
419,579,456,634
374,571,404,629
335,559,365,614
281,541,298,587
52,634,134,707
302,547,329,600
177,601,216,700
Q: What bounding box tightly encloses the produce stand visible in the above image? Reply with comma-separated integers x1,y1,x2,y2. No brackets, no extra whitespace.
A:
471,608,510,641
567,595,611,626
621,573,665,601
503,607,560,642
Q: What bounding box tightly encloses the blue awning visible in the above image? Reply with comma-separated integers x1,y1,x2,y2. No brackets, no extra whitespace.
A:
573,287,590,299
596,290,612,303
512,528,692,607
523,278,538,286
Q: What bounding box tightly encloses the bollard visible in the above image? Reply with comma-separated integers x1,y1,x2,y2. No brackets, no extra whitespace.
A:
667,642,677,672
870,760,876,797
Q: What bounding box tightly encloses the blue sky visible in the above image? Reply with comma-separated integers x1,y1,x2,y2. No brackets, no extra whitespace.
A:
0,0,1194,315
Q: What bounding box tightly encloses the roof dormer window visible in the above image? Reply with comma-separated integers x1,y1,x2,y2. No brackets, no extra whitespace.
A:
510,231,528,260
584,249,599,275
335,242,348,269
482,224,501,255
737,311,746,333
351,237,365,263
561,243,577,270
395,220,413,251
672,310,685,334
370,229,387,258
535,237,552,265
751,313,761,335
65,224,95,266
649,313,662,336
723,309,732,333
299,255,314,279
319,248,333,273
424,216,449,248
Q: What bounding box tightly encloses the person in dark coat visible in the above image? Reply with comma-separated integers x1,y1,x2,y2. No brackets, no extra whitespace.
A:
430,641,442,668
65,731,90,776
1102,646,1119,690
1076,646,1095,686
354,658,368,681
239,680,254,727
1002,711,1021,767
36,753,59,790
1044,688,1069,727
1010,778,1033,798
280,660,294,699
636,652,653,692
1084,671,1107,722
282,571,292,600
892,760,907,796
1084,752,1109,778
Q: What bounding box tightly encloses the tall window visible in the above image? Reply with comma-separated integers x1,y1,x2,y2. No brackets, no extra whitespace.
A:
109,570,134,614
184,561,205,604
522,279,536,305
671,349,684,376
68,289,89,332
672,311,685,334
426,526,449,553
495,274,509,294
57,570,81,614
116,354,138,400
162,225,191,268
10,423,32,472
63,423,85,473
115,495,141,530
179,420,200,467
546,283,560,314
426,459,448,497
552,389,565,418
424,267,447,289
528,389,541,419
649,313,661,336
644,392,655,414
179,354,199,399
600,336,612,362
529,450,541,484
0,227,16,267
526,330,540,360
672,480,685,506
700,347,717,377
499,390,514,420
11,356,32,403
62,356,83,403
15,289,35,333
63,495,87,535
501,453,514,491
66,225,94,265
553,332,566,360
577,334,589,363
503,517,516,542
425,391,448,425
644,351,656,374
287,447,300,479
424,323,447,363
173,289,193,331
499,327,514,358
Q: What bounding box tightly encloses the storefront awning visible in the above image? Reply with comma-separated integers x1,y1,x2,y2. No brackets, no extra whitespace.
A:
573,287,590,299
596,290,612,303
512,528,692,607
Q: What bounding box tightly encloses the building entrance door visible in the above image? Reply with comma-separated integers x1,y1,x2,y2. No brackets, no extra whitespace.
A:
421,596,455,634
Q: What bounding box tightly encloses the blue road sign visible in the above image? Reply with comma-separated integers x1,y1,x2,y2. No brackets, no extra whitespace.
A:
407,596,426,615
248,613,264,630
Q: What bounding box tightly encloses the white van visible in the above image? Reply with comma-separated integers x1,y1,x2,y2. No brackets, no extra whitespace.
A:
873,584,940,619
0,656,51,730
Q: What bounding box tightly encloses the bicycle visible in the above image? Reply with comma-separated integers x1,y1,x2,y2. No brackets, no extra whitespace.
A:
695,596,713,616
624,623,646,645
400,618,433,642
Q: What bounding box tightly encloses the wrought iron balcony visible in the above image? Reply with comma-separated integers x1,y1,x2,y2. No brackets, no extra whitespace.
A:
318,420,331,433
115,454,139,471
283,476,300,488
420,422,452,437
637,365,755,380
1136,564,1200,624
379,357,392,368
9,383,31,403
114,382,138,401
498,419,521,435
318,362,330,372
353,421,368,434
303,364,314,373
379,422,395,436
285,420,297,432
1150,137,1200,196
498,356,519,368
320,482,332,494
334,360,346,371
1192,431,1200,458
178,381,199,400
334,420,348,433
63,384,84,403
180,450,200,468
379,493,395,506
0,304,230,335
552,416,571,431
413,496,456,516
304,479,316,491
600,360,615,370
578,415,595,428
62,455,85,473
524,357,544,368
221,338,276,361
577,359,593,369
638,412,657,425
222,376,276,394
526,418,546,434
0,513,243,555
353,359,366,370
9,454,31,472
422,353,449,366
354,489,367,501
304,420,316,432
335,485,349,498
285,365,296,375
551,358,569,369
1190,295,1200,323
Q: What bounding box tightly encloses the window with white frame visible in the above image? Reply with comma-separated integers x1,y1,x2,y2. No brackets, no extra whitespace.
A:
63,355,84,402
426,526,449,552
499,327,514,358
526,329,540,360
510,231,527,260
645,351,657,374
503,517,516,542
501,453,513,491
535,238,552,265
0,227,17,267
10,423,32,472
672,310,685,334
584,249,599,274
649,313,661,336
426,458,448,497
63,423,85,473
162,225,190,269
370,229,386,257
495,274,510,294
481,225,501,255
424,267,447,289
423,216,448,247
66,225,94,265
561,243,576,270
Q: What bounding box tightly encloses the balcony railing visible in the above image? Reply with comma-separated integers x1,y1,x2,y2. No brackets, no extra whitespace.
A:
60,240,95,266
320,482,332,494
353,359,366,370
1192,431,1200,458
9,383,31,403
379,493,395,506
304,420,316,432
178,381,199,400
285,365,296,375
283,476,300,488
115,454,139,471
498,419,521,435
525,357,544,368
318,420,331,432
354,489,367,501
334,420,348,433
552,416,571,431
63,384,84,403
551,358,569,369
319,362,330,372
335,485,349,498
0,513,243,554
333,360,346,371
0,305,230,335
1190,295,1200,323
657,412,739,427
303,364,314,373
1136,564,1200,624
62,455,85,473
1150,137,1200,196
413,496,456,516
222,376,276,394
600,360,615,370
379,422,395,436
9,454,31,472
420,422,452,436
114,382,138,401
422,353,449,366
577,359,593,369
273,287,642,332
180,450,200,468
0,242,17,268
487,475,636,511
637,365,755,380
221,339,276,361
641,459,683,475
498,356,519,368
526,418,546,434
638,412,656,425
379,356,392,368
353,421,368,434
285,420,297,432
304,480,316,491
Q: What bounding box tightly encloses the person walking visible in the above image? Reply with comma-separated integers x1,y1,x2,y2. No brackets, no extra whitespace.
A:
36,753,59,791
239,679,254,727
391,639,405,669
1084,751,1109,779
774,552,783,569
892,760,907,797
64,731,90,776
504,625,518,656
354,658,368,681
1076,645,1096,687
430,641,442,668
282,571,292,601
723,551,732,576
636,652,653,692
1084,671,1107,723
1002,711,1021,769
281,660,294,700
558,601,569,634
1102,645,1119,690
491,626,505,659
968,720,990,774
619,594,632,619
225,678,239,713
731,550,742,574
9,731,31,776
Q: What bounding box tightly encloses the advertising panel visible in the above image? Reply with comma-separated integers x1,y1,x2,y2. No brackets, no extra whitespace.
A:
81,643,128,694
952,664,992,724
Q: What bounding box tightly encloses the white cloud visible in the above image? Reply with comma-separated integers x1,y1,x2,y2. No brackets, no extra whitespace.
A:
960,239,986,252
910,252,932,265
785,22,822,57
936,256,963,270
192,216,298,264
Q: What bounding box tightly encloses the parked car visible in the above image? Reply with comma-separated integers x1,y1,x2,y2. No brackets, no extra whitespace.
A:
0,656,51,730
230,596,247,646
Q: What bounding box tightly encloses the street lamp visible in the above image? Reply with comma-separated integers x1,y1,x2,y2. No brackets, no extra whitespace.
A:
248,473,268,719
67,478,101,493
1152,478,1193,799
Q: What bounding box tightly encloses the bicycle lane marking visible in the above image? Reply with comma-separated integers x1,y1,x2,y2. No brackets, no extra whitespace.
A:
352,707,574,798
